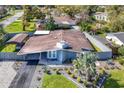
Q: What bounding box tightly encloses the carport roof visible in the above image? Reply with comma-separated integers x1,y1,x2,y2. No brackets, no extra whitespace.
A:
18,30,93,55
7,33,28,44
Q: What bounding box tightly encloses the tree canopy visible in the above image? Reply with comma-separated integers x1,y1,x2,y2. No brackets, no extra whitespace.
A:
118,46,124,56
106,6,124,32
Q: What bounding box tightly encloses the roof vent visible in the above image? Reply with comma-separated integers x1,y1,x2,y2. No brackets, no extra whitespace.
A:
56,40,71,49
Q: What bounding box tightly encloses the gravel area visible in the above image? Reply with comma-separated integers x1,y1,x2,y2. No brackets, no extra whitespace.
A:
0,61,17,88
29,65,44,88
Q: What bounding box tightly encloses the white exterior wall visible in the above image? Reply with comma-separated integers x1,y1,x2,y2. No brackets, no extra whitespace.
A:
95,13,108,21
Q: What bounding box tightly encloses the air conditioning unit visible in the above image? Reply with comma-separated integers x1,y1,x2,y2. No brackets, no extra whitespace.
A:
56,40,71,49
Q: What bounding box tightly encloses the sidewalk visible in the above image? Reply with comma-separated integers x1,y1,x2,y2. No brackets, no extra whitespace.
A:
0,12,23,28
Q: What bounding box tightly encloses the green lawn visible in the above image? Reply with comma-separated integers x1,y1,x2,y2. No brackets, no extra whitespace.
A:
0,44,16,52
42,74,77,88
4,20,35,33
104,69,124,88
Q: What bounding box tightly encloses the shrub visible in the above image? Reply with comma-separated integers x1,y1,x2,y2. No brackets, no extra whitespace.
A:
70,67,74,71
74,69,78,73
64,67,68,71
117,57,124,65
99,68,105,75
56,69,61,75
37,76,41,81
53,68,57,71
70,74,77,79
66,69,71,74
92,81,97,88
70,73,75,78
118,46,124,56
77,77,81,83
83,80,87,86
46,70,51,75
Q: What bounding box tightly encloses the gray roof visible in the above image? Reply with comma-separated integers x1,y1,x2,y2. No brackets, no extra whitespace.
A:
94,36,108,44
113,32,124,43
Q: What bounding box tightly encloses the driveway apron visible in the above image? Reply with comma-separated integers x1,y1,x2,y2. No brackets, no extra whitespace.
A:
9,61,38,88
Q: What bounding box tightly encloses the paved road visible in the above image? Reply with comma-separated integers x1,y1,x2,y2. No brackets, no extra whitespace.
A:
0,12,23,28
9,61,38,88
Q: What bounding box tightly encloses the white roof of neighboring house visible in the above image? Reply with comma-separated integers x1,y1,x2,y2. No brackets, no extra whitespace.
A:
34,30,50,35
72,26,80,30
106,32,124,45
95,12,108,16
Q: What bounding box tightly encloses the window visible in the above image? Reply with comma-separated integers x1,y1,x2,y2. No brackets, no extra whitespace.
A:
47,51,57,59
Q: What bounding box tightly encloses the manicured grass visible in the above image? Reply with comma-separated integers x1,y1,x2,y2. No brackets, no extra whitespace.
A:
0,44,16,52
4,20,35,33
104,69,124,88
42,74,77,88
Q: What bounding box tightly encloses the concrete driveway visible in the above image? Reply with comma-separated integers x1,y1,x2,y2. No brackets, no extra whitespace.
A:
0,61,17,88
0,12,24,27
9,61,38,88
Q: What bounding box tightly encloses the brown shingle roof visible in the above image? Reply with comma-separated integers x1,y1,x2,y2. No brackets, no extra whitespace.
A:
7,33,28,44
54,16,76,25
18,30,93,55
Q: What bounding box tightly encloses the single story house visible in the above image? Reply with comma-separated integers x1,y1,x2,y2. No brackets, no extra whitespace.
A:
17,30,93,64
94,35,118,55
94,12,108,22
7,33,29,50
106,32,124,46
36,16,77,30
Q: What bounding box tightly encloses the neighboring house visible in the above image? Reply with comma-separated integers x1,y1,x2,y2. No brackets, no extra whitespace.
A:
17,30,93,64
36,16,77,30
7,33,29,50
53,16,77,26
74,13,89,22
94,12,108,22
106,32,124,46
95,35,118,55
84,32,112,60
